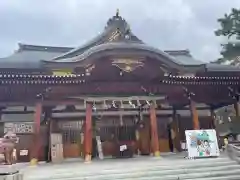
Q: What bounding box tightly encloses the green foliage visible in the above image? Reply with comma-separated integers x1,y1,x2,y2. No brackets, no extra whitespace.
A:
221,42,240,59
215,8,240,39
213,8,240,64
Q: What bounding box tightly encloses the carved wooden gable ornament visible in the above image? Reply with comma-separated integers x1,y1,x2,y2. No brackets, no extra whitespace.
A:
111,58,144,73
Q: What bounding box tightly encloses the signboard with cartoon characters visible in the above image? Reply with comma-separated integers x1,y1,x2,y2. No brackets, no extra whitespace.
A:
185,129,220,158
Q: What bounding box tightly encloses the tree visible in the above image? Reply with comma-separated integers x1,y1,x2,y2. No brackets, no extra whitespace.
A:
213,8,240,65
215,8,240,39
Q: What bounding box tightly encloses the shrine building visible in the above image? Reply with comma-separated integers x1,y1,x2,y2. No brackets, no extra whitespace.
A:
0,10,240,164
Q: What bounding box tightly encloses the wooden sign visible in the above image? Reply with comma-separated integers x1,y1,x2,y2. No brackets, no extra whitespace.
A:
185,129,220,158
4,122,34,134
20,149,28,156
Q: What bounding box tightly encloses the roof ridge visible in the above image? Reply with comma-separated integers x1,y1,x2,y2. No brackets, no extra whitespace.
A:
164,49,191,55
18,43,74,53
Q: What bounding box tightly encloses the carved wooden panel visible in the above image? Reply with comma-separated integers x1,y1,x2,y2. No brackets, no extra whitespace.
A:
111,58,144,72
58,120,84,130
95,117,135,127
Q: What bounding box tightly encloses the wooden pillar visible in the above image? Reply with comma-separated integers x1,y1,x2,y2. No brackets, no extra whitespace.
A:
30,102,42,166
135,107,142,155
234,101,239,117
190,100,200,130
172,109,181,152
150,104,160,157
47,117,53,162
84,103,92,163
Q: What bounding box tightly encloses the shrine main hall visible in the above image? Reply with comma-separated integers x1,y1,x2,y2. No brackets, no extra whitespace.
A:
0,11,240,164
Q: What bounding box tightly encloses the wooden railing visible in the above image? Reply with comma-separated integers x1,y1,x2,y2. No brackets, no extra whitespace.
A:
226,143,240,163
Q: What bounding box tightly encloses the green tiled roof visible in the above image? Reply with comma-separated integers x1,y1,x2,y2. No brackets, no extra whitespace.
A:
0,49,61,69
0,43,205,69
206,63,240,72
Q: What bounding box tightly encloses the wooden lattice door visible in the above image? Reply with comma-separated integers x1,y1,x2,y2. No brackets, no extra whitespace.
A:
58,121,83,158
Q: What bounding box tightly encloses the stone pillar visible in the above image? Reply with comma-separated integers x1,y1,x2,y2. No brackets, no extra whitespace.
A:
228,87,239,117
190,100,200,130
234,101,239,117
84,103,92,163
30,102,42,166
150,104,160,157
210,109,216,129
210,108,220,147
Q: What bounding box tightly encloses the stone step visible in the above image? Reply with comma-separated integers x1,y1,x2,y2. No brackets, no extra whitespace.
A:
25,161,239,180
193,174,240,180
23,156,239,180
57,164,239,180
24,159,235,180
33,168,240,180
135,169,240,180
35,156,229,170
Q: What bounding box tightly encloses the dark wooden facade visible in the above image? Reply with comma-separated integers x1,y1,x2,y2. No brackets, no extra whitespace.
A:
0,11,240,164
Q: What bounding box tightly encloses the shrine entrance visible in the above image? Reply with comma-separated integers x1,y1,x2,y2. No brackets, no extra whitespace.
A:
58,121,84,158
62,129,81,158
96,116,137,158
137,118,151,155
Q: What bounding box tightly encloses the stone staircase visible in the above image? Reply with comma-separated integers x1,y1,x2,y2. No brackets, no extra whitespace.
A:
23,155,240,180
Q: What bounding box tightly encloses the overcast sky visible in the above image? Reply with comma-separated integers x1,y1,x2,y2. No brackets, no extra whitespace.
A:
0,0,239,62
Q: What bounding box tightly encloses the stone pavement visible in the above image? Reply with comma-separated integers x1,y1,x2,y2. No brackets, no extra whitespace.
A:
3,153,240,180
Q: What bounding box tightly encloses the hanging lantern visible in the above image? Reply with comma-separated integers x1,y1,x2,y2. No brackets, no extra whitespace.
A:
137,100,141,107
120,100,124,109
103,100,108,109
92,102,97,112
228,116,232,122
112,100,117,108
145,100,150,106
129,100,136,108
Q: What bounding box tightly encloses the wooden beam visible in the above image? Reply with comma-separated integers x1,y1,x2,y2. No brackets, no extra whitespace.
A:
0,103,211,114
69,95,167,101
1,111,35,114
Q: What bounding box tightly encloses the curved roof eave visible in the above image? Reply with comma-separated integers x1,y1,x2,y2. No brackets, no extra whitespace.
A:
44,42,180,62
67,43,178,60
43,42,205,72
0,49,62,69
52,26,114,61
205,63,240,72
